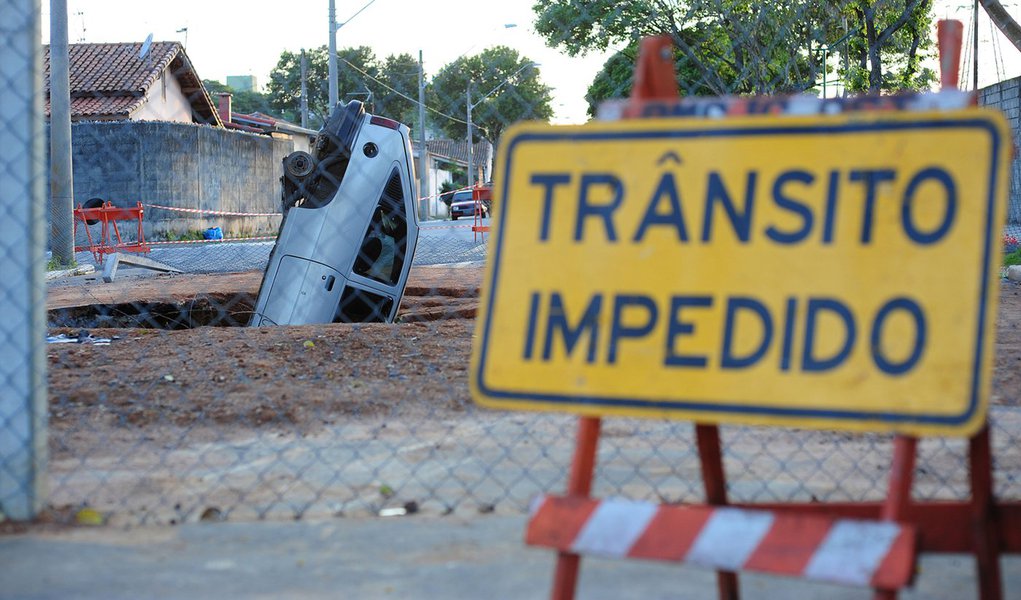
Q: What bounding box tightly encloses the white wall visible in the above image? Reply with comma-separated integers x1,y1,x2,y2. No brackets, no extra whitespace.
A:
132,67,193,123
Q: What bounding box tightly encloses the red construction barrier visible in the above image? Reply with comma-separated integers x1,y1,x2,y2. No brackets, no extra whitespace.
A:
73,200,150,263
521,25,1016,600
470,184,493,241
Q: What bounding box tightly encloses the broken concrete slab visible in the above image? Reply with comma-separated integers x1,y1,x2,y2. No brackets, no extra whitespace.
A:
103,252,183,283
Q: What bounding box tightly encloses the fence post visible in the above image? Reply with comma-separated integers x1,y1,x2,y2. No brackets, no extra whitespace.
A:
0,0,48,521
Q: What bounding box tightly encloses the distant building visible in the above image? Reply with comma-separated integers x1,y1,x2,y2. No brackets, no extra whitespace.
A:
44,41,221,126
411,139,494,217
215,93,318,153
226,75,258,93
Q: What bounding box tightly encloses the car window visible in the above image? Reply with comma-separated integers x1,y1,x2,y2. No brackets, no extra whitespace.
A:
334,286,394,323
353,167,408,286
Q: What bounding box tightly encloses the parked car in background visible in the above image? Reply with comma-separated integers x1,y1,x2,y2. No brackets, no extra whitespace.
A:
448,185,493,220
249,100,419,326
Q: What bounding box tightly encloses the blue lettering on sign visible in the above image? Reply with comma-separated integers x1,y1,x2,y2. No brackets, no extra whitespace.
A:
871,297,927,375
530,173,572,242
848,169,896,244
540,292,602,363
766,170,815,244
575,174,624,241
701,171,757,243
821,170,840,244
664,295,713,368
721,297,773,369
529,165,960,249
633,172,689,242
802,298,856,372
524,291,926,376
608,295,658,363
901,167,957,245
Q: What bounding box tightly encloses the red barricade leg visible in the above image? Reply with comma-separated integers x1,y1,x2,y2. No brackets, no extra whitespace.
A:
970,425,1003,600
696,424,740,600
551,416,602,600
874,436,917,600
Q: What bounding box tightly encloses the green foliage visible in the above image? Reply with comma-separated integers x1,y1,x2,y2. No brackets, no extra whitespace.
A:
267,46,379,128
374,53,422,132
1005,248,1021,267
533,0,936,106
840,0,936,93
266,46,424,131
585,44,725,117
202,79,274,115
47,256,76,271
159,229,205,242
429,46,553,143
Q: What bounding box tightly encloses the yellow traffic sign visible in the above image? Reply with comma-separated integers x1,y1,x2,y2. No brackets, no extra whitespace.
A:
470,109,1010,437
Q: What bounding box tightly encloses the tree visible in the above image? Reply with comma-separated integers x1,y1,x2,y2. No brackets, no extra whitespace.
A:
841,0,936,93
585,43,725,117
266,46,378,128
533,0,935,102
373,53,421,132
201,79,273,115
429,46,553,144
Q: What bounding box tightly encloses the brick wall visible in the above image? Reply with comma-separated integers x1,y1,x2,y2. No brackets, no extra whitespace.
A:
979,77,1021,231
67,121,289,239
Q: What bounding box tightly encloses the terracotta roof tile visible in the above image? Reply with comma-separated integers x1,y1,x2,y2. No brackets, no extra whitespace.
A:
43,42,221,125
424,139,492,165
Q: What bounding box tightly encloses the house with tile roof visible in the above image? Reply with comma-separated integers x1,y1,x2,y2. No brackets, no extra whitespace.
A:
410,138,493,217
423,139,493,185
44,41,221,126
214,92,318,153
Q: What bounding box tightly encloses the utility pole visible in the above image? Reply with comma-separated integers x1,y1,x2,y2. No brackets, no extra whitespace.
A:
328,0,338,109
418,50,428,220
50,0,75,265
973,0,980,90
300,49,308,129
466,84,473,190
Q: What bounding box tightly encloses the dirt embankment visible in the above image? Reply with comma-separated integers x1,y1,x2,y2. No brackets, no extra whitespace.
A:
45,267,1021,440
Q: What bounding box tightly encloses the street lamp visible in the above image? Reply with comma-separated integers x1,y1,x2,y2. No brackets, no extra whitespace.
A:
466,62,539,188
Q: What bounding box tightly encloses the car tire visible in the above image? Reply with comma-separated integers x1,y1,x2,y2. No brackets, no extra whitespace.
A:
82,197,104,225
451,215,458,221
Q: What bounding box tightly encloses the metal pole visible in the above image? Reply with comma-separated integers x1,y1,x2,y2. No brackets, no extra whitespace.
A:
973,0,980,90
466,84,473,189
300,49,308,128
418,50,428,220
842,17,850,97
822,46,828,99
49,0,75,266
328,0,338,109
1,0,48,521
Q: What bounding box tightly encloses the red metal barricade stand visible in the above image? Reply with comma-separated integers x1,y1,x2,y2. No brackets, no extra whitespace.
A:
73,200,150,264
471,184,492,241
521,26,1018,600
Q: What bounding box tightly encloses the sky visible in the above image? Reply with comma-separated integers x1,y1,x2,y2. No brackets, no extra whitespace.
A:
39,0,618,125
40,0,1021,124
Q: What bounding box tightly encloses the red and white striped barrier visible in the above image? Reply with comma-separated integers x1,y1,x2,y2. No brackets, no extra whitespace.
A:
143,203,282,217
147,235,278,247
527,495,917,589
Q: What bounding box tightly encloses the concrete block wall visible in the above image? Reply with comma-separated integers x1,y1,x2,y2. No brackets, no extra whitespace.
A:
69,121,287,239
979,77,1021,230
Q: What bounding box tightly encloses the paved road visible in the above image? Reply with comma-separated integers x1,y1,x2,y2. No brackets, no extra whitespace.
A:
70,217,491,274
3,515,1018,600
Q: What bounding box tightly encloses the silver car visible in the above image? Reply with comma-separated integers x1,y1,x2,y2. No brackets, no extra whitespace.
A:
250,101,419,326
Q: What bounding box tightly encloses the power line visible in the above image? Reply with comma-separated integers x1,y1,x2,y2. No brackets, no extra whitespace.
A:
339,57,470,127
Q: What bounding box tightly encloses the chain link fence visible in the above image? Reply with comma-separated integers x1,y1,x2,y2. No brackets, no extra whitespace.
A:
2,0,1020,537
